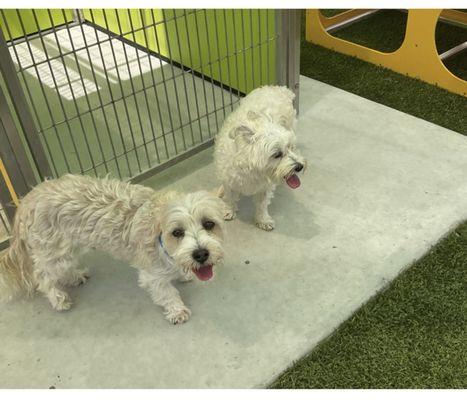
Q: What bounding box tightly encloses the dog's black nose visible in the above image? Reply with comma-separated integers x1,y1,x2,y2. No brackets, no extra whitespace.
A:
192,248,209,263
294,163,304,172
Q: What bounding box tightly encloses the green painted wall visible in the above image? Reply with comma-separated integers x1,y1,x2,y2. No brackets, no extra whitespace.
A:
0,8,275,93
0,9,73,40
82,9,276,94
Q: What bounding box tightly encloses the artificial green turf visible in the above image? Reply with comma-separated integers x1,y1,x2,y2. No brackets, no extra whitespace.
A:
268,11,467,389
317,10,466,81
270,222,467,388
328,9,407,53
435,21,467,82
301,10,467,135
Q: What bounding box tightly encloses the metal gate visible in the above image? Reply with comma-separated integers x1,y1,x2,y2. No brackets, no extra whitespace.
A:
0,8,301,248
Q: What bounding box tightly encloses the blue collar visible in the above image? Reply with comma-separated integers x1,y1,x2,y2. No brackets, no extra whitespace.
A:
158,234,173,260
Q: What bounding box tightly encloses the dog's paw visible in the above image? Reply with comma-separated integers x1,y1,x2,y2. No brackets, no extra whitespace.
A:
77,273,90,285
49,289,73,311
224,209,236,220
255,219,275,231
165,306,192,325
66,272,90,287
60,269,90,286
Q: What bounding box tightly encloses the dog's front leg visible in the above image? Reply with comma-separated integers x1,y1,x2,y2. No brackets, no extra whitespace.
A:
254,187,275,231
222,185,239,220
138,270,191,324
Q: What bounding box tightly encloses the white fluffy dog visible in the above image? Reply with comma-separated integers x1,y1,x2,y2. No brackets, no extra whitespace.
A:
0,174,225,324
214,85,306,230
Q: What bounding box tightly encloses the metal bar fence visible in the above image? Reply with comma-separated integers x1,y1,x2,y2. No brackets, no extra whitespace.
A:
0,8,280,183
0,8,303,252
0,73,40,250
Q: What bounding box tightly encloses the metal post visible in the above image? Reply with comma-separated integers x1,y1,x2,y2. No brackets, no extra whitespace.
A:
0,27,52,180
0,89,37,196
288,10,301,112
275,10,287,87
275,9,301,112
72,9,84,23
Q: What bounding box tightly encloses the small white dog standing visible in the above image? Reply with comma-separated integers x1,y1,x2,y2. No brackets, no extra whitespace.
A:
0,174,225,324
214,85,306,230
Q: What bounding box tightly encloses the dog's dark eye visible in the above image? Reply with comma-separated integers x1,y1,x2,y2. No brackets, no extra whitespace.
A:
203,220,215,230
172,229,184,238
273,151,283,159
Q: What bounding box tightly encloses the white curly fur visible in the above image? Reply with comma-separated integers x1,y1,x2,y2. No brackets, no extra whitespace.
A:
0,174,225,325
214,85,306,230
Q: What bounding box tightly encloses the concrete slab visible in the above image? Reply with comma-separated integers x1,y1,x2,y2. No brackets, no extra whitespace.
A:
1,76,466,388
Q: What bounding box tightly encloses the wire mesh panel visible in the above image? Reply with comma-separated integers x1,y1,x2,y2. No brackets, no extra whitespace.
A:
0,9,278,181
0,85,38,250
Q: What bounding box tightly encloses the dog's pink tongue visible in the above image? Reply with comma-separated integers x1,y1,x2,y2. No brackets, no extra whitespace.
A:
286,174,301,189
193,265,213,281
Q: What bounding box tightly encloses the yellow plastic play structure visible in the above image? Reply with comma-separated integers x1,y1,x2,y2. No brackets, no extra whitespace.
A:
306,9,466,97
0,157,19,207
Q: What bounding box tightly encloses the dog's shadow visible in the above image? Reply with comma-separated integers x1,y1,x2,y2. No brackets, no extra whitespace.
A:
234,188,319,241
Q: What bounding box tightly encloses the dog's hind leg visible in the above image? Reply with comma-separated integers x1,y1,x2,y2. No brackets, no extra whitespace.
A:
254,187,275,231
222,186,239,220
32,254,74,311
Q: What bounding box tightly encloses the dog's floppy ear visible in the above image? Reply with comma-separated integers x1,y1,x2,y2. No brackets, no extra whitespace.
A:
278,115,289,128
228,124,255,142
247,110,261,121
151,190,179,212
278,108,296,130
248,110,274,123
144,190,179,236
130,190,180,246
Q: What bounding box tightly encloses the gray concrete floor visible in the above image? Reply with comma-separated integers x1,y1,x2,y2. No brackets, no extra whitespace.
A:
1,76,467,388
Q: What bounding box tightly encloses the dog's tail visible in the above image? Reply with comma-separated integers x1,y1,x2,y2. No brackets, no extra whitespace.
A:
0,234,35,303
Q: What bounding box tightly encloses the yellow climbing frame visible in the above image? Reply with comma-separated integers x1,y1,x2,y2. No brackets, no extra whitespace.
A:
306,9,467,97
0,157,19,207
